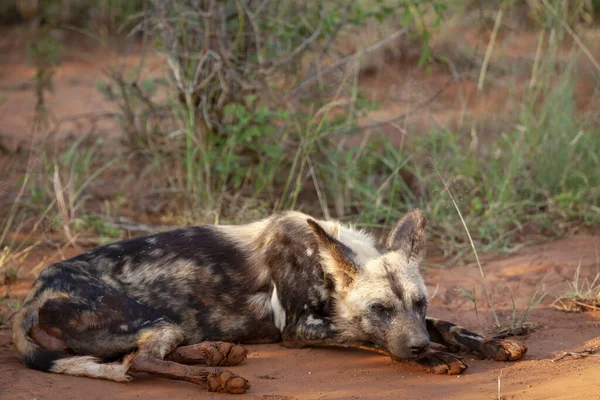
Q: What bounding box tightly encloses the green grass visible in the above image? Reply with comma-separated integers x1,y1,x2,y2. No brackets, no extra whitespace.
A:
381,72,599,258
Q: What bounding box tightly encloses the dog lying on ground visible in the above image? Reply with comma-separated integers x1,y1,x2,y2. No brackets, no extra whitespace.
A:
13,209,526,394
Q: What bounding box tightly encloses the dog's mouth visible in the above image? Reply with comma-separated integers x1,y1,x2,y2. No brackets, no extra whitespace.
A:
390,351,431,361
416,349,433,359
362,340,404,358
362,340,426,361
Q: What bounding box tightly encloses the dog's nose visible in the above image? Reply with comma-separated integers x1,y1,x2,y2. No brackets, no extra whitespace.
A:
409,340,430,356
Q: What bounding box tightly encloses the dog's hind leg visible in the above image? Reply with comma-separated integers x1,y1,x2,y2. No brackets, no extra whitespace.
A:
27,269,249,393
131,355,249,393
165,341,247,366
130,324,249,394
426,317,527,361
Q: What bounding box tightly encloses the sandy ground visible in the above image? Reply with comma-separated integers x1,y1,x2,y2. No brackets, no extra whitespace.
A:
1,237,600,399
2,25,600,400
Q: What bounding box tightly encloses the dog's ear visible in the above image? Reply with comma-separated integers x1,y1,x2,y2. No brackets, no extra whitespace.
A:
307,219,359,290
386,209,426,265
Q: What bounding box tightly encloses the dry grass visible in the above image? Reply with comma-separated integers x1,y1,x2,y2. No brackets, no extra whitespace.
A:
552,258,600,312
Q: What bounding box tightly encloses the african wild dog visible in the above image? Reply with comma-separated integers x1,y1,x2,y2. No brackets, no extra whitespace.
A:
13,209,527,394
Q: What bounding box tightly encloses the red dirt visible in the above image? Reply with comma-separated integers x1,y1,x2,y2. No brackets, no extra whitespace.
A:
2,237,600,399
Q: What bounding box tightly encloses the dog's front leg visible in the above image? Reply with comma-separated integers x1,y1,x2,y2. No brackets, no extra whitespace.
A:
426,317,527,361
281,314,468,375
281,313,340,348
279,314,381,352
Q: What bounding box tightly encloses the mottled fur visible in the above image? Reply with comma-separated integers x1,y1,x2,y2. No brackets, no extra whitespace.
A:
13,209,527,394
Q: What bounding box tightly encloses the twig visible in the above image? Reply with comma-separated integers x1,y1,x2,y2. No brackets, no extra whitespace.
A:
290,28,409,98
551,297,600,312
239,0,265,67
52,166,83,253
267,7,326,73
316,0,357,64
308,156,330,220
540,0,600,73
477,8,503,90
324,77,457,138
47,111,118,139
572,300,600,311
492,323,540,339
552,349,598,362
434,166,501,328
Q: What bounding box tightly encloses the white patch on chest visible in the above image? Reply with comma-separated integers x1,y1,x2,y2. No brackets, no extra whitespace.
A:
270,283,286,331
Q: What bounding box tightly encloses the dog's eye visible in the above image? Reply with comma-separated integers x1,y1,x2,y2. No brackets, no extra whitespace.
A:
371,303,386,313
414,298,427,308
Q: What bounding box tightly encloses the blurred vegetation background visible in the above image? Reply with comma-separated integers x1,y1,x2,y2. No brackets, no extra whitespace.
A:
0,0,599,274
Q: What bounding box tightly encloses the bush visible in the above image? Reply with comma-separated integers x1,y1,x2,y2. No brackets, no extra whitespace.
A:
96,0,445,220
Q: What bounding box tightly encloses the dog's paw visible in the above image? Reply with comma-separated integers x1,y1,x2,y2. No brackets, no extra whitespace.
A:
206,370,250,394
167,341,248,366
412,351,469,375
204,342,248,366
483,338,528,361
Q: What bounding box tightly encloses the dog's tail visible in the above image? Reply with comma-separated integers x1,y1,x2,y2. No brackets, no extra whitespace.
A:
12,298,132,382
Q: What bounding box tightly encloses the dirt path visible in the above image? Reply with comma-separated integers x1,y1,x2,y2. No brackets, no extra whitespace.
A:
2,237,600,400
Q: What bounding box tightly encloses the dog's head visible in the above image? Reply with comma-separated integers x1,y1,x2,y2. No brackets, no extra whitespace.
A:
307,209,429,359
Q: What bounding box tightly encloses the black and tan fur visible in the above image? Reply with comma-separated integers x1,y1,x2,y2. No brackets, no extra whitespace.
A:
13,210,527,394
